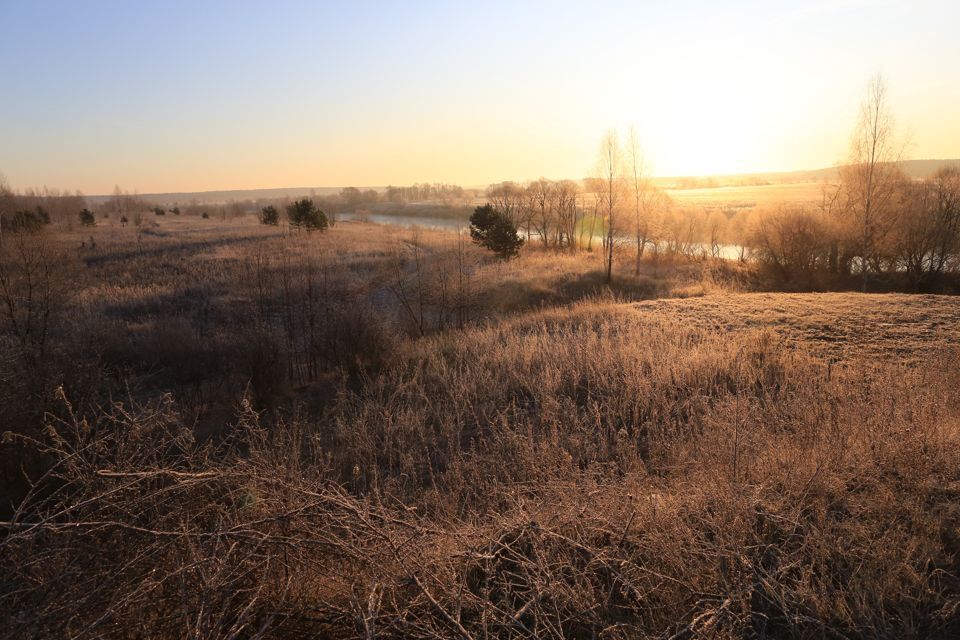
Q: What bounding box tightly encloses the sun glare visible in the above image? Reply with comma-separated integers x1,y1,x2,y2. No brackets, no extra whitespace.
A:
660,98,759,177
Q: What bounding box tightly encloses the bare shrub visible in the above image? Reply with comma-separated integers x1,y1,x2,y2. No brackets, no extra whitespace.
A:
748,205,832,281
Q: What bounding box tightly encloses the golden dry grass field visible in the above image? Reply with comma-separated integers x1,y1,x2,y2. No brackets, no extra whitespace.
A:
665,181,829,210
4,216,960,639
635,292,960,363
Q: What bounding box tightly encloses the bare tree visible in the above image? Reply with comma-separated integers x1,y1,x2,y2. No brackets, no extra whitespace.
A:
748,205,831,278
486,182,525,234
846,74,903,290
553,179,580,251
0,173,13,243
386,230,428,336
893,167,960,280
597,130,624,284
0,173,12,210
527,178,555,248
111,184,126,220
706,210,728,259
728,209,754,263
0,229,75,376
581,177,605,252
931,167,960,273
625,128,666,274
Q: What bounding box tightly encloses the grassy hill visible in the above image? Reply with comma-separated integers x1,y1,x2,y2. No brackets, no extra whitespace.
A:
4,215,960,637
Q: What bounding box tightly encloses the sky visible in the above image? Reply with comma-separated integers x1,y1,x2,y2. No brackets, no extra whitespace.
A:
1,0,958,194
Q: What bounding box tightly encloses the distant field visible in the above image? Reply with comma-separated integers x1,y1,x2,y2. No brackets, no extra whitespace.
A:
635,292,960,363
666,180,829,210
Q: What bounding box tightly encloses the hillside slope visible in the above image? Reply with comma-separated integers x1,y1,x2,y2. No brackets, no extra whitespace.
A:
634,292,960,363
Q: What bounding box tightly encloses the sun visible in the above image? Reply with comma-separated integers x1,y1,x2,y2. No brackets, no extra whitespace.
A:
656,77,771,177
598,61,779,178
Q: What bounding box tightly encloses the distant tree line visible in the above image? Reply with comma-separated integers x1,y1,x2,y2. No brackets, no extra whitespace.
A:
0,178,477,234
335,183,472,208
383,183,466,204
474,76,960,289
3,76,958,290
479,163,960,289
0,180,84,231
744,76,960,289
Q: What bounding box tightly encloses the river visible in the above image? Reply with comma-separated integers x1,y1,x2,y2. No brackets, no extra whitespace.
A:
336,212,746,260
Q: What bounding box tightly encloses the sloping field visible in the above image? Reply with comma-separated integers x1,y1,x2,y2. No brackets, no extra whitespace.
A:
635,292,960,363
666,181,827,210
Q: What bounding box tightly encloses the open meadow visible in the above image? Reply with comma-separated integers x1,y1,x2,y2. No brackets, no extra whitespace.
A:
2,215,959,638
3,3,960,636
665,181,828,213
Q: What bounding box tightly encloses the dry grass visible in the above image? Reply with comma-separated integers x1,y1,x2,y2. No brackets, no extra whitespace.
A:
635,292,960,364
666,181,827,211
2,217,960,638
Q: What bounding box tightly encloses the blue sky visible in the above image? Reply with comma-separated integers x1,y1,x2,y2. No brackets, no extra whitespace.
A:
1,0,958,193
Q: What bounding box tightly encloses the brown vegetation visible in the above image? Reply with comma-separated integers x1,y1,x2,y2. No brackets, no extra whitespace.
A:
1,212,959,638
